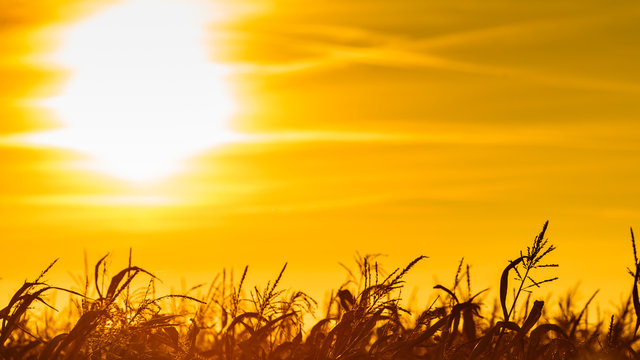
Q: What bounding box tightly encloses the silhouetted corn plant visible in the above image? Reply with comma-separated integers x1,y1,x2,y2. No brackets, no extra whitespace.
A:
3,222,640,359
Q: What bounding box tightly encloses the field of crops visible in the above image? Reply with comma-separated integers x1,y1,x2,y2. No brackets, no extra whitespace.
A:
2,221,639,359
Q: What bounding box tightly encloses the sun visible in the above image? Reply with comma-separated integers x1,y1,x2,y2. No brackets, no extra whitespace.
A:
29,0,237,182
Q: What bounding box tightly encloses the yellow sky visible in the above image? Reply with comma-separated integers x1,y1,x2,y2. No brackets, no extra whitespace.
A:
1,0,640,309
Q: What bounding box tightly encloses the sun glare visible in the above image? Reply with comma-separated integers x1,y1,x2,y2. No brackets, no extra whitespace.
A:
29,0,237,182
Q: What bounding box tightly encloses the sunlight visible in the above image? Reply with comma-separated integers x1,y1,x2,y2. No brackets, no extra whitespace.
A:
29,0,238,182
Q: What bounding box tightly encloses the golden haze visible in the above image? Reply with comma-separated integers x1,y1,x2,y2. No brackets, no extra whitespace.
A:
1,0,640,308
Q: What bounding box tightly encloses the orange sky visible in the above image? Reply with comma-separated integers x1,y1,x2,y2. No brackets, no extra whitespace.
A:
1,0,640,310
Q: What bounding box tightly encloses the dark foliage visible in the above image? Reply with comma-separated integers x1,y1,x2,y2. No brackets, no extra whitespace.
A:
1,222,639,359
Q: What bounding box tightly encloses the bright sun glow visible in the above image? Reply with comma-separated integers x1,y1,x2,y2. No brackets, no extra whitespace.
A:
29,0,238,182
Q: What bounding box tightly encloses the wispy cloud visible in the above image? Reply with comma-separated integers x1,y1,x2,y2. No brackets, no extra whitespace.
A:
4,123,633,153
234,129,560,146
226,27,508,76
223,7,640,93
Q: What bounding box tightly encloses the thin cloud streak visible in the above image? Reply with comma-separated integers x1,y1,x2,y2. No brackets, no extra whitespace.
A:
230,38,640,93
3,125,635,154
222,9,640,93
0,128,573,152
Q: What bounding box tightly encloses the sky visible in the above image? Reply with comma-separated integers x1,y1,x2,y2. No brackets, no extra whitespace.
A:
1,0,640,310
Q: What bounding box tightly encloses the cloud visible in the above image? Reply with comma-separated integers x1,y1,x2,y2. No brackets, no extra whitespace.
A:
221,9,640,93
224,25,508,76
